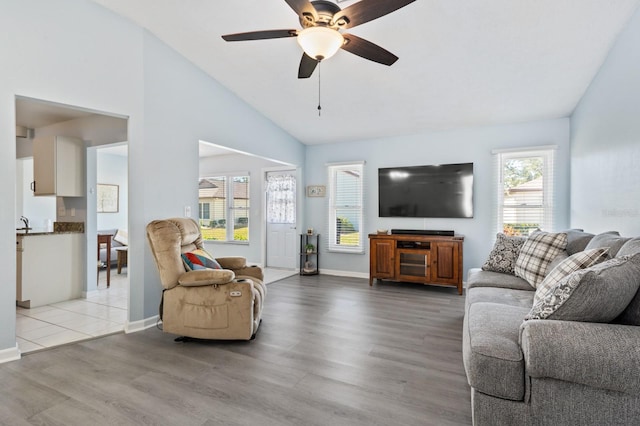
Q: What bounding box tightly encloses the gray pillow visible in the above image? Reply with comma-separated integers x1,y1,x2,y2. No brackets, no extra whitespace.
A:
617,237,640,258
565,229,595,256
482,233,526,274
585,231,630,258
526,253,640,322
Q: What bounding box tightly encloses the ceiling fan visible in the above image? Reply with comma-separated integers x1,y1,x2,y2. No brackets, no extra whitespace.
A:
221,0,416,78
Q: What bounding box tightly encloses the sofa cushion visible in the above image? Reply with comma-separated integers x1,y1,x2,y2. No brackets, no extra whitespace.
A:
585,231,630,258
565,229,595,255
467,268,533,291
546,251,569,275
615,239,640,325
515,231,568,288
466,287,534,310
617,237,640,257
481,233,526,274
526,253,640,322
181,248,222,271
533,248,609,305
463,302,530,401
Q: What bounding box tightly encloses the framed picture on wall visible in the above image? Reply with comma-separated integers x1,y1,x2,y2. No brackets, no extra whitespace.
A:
306,185,326,197
97,184,119,213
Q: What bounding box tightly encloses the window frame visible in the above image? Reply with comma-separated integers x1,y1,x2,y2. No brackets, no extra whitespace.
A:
494,146,556,236
327,161,365,254
198,173,250,243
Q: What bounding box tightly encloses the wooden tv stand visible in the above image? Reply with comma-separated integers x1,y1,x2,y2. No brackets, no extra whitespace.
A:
369,233,464,295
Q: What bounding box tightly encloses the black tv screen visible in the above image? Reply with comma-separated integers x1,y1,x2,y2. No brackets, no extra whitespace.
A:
378,163,474,218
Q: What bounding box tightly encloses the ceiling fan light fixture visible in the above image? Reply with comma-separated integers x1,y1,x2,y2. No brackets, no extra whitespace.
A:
297,26,344,61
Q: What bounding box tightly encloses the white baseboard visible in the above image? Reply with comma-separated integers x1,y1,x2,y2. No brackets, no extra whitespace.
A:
125,315,160,333
82,289,100,299
319,269,369,280
0,345,21,364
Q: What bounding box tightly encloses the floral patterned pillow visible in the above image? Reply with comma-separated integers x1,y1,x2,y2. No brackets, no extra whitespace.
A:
482,233,526,275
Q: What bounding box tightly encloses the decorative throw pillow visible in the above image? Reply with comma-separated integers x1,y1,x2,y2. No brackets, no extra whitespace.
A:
584,231,630,258
482,233,526,274
181,248,222,271
113,229,128,246
515,231,568,288
533,248,609,305
526,253,640,322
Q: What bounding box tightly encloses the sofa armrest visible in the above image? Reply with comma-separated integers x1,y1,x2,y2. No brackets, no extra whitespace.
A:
520,320,640,394
178,269,235,287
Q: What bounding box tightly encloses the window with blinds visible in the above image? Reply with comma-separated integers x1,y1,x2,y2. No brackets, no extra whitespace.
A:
494,147,555,236
327,162,365,253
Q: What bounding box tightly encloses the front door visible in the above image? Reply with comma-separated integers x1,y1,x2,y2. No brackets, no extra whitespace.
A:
265,170,297,269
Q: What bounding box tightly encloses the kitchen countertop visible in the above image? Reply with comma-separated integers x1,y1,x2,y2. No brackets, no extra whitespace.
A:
17,229,84,236
16,221,85,236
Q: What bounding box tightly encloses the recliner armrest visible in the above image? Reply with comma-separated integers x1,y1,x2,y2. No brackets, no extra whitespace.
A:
520,320,640,394
178,269,235,287
216,256,247,270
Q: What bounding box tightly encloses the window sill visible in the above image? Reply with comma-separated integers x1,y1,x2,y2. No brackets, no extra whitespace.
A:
204,240,249,246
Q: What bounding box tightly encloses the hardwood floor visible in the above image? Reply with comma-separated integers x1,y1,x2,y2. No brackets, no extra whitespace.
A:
1,274,471,426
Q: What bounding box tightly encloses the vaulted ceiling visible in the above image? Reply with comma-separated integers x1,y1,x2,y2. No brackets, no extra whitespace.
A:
91,0,639,145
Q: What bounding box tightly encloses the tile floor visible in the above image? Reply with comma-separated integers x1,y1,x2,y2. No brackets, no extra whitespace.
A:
16,266,296,354
16,268,128,354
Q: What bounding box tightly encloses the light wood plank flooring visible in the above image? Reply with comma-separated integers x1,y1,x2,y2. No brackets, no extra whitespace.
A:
1,274,471,426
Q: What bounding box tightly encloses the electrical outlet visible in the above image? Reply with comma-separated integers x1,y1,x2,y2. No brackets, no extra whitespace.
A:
184,205,191,217
70,208,76,217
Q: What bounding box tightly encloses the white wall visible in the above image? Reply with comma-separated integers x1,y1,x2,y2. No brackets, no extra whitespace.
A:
305,118,571,278
570,7,640,236
0,0,304,358
97,151,128,230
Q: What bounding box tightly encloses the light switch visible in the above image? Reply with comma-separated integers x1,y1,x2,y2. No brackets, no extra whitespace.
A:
184,206,191,217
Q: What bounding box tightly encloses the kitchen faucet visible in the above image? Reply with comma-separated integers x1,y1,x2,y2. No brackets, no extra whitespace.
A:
20,216,30,229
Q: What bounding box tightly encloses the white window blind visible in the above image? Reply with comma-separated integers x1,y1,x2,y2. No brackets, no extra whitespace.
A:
493,147,556,236
327,162,365,253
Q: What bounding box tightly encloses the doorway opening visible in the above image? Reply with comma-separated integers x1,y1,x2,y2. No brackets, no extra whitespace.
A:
14,96,129,354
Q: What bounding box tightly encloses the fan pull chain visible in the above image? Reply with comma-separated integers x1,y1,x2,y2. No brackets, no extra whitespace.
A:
317,61,322,117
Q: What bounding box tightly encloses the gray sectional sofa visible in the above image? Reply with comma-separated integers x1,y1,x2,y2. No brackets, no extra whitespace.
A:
463,230,640,425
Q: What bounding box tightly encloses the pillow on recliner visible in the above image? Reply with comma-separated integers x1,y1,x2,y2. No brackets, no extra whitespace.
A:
181,248,222,271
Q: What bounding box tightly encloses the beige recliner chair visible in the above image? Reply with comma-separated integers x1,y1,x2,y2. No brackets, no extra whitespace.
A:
146,218,265,340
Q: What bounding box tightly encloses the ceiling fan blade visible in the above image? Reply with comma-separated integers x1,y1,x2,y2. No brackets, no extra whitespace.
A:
222,29,298,42
298,53,318,78
332,0,416,29
284,0,318,22
341,33,398,66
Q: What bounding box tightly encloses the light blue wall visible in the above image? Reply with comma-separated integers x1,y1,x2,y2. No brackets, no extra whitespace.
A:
97,152,128,231
0,0,304,357
570,6,640,236
305,118,571,278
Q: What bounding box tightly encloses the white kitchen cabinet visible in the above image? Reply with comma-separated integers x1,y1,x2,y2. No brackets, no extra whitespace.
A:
17,233,84,308
33,136,85,196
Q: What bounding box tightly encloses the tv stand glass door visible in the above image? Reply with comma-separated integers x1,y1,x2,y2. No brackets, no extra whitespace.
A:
396,249,430,282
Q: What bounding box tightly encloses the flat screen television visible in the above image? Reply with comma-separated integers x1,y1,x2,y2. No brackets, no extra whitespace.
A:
378,163,474,218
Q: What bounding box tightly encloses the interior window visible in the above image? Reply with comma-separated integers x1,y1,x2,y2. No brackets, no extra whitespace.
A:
199,174,249,242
